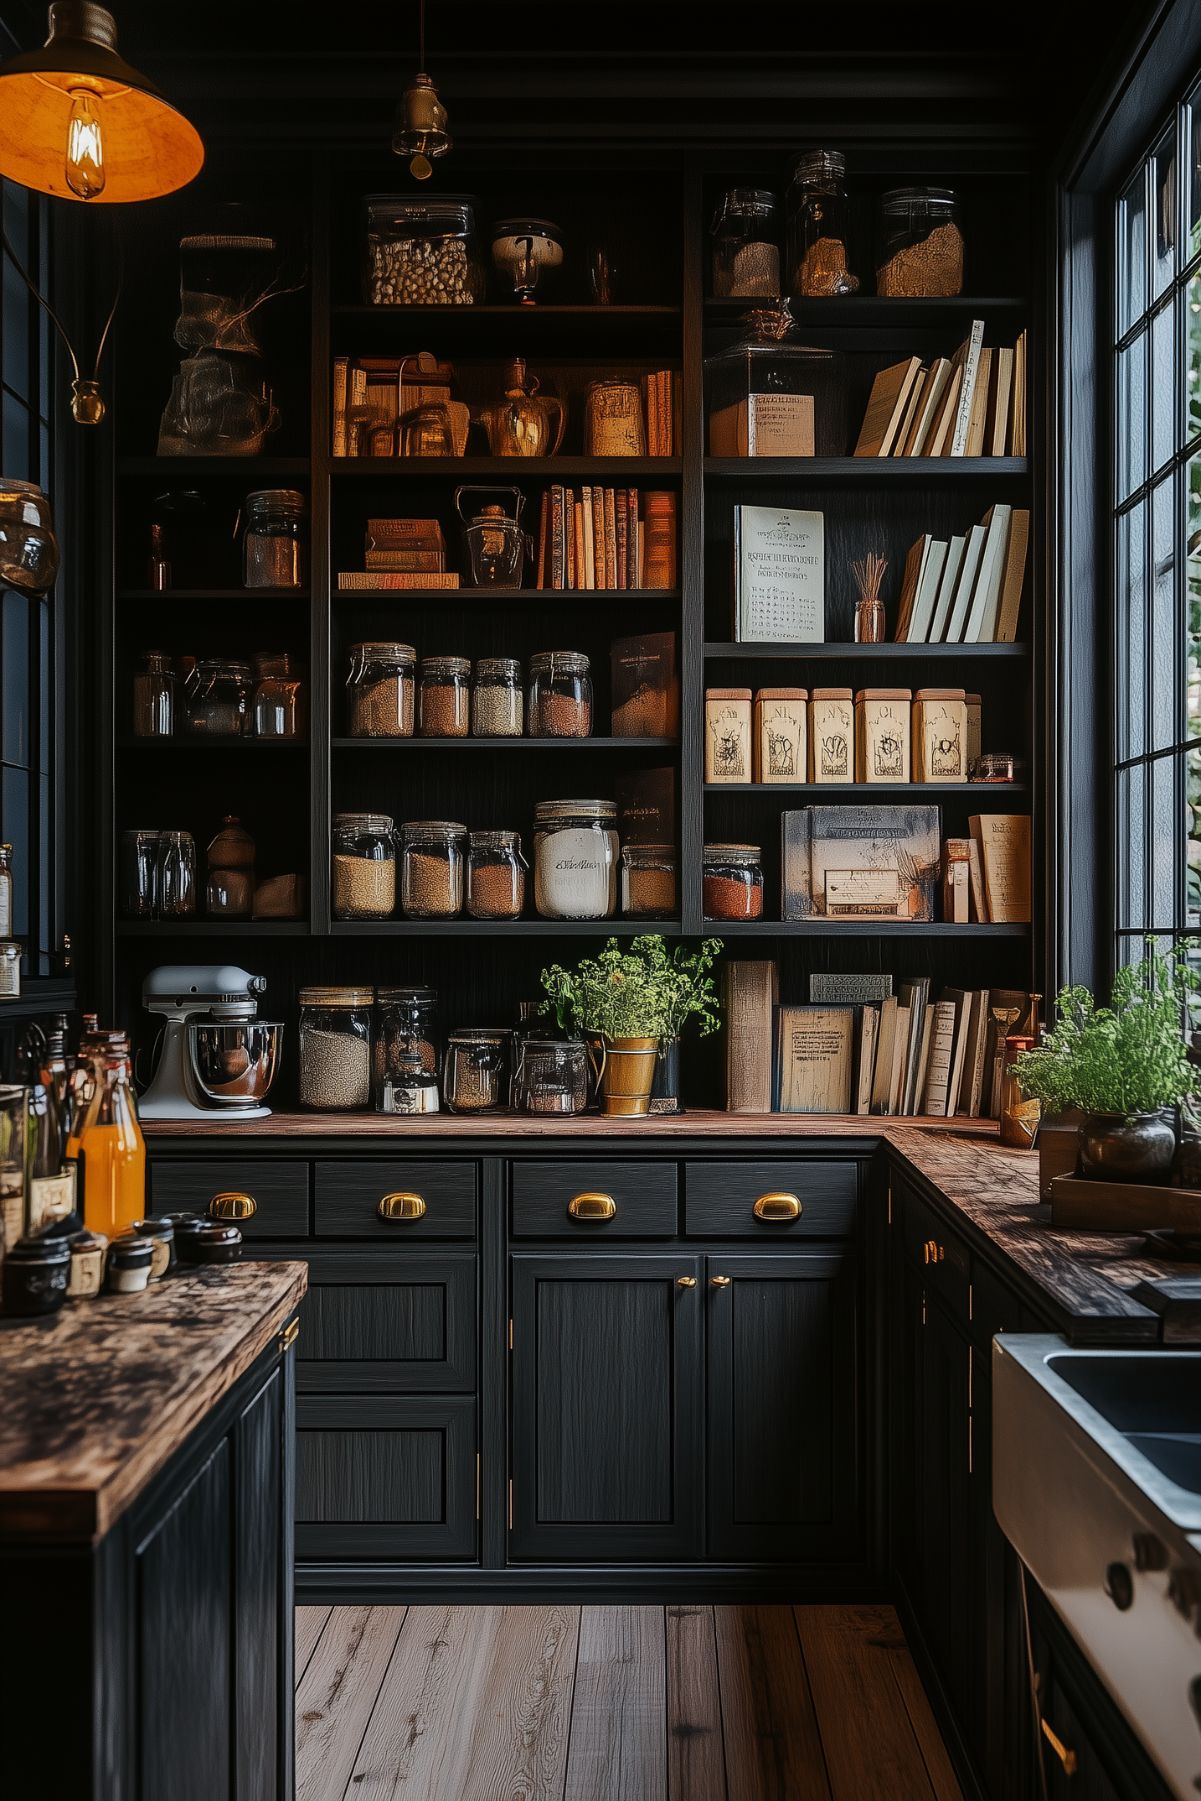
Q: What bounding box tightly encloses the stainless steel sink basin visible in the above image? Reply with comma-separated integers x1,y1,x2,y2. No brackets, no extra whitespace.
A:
1046,1350,1201,1498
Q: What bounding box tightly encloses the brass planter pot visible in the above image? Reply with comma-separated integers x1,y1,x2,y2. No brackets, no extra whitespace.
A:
595,1036,659,1118
1077,1110,1176,1184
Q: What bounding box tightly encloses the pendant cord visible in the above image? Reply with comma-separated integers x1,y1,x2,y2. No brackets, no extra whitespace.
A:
1,222,123,389
419,0,426,69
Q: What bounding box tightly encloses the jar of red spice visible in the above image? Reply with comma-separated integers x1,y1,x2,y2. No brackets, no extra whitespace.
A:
621,844,678,919
467,829,527,919
418,655,471,736
703,843,764,920
528,651,592,737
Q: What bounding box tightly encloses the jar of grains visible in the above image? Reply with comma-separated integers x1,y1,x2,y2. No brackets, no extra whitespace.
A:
533,799,619,920
241,489,307,588
875,188,963,298
528,651,592,737
332,813,397,919
471,657,523,736
467,829,527,919
401,820,467,918
298,987,373,1111
621,844,678,919
711,188,781,298
443,1028,512,1114
703,843,764,920
418,655,471,736
786,150,858,297
375,985,440,1102
347,641,416,737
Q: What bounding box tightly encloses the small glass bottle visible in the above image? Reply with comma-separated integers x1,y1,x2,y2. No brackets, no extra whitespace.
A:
786,150,858,296
851,552,888,644
147,521,171,592
467,829,527,919
74,1036,146,1240
0,841,12,937
132,650,176,737
471,657,523,736
418,655,471,736
252,651,305,738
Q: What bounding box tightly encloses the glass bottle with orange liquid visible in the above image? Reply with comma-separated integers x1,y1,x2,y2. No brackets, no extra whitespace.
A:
68,1031,146,1237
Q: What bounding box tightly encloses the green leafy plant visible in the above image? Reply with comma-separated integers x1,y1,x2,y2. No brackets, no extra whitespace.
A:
540,935,723,1042
1014,947,1197,1118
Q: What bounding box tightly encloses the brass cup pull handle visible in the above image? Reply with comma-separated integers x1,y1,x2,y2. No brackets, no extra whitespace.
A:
753,1192,802,1222
209,1191,257,1220
710,1275,732,1289
378,1192,427,1221
923,1239,945,1266
1039,1717,1078,1777
568,1191,616,1221
677,1275,697,1288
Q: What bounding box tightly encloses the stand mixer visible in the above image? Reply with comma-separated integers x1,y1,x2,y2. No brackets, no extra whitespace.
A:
139,964,281,1121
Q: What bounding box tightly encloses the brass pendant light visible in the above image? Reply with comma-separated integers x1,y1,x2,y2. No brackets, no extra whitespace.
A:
0,2,204,203
392,0,451,181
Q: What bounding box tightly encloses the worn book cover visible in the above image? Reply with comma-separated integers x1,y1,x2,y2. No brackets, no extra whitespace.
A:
615,767,676,848
724,961,778,1113
809,972,894,1003
807,806,941,920
781,809,814,919
776,1006,855,1113
970,813,1032,923
733,505,824,642
610,633,679,737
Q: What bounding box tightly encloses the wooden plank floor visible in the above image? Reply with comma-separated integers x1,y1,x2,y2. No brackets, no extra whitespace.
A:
295,1602,964,1801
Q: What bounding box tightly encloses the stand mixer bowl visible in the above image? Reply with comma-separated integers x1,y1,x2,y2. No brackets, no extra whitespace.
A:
187,1021,282,1108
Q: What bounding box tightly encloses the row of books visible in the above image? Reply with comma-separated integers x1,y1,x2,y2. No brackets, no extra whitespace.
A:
338,517,462,590
534,487,677,591
723,961,1038,1117
854,323,1028,459
780,806,1031,924
641,371,675,456
894,503,1029,644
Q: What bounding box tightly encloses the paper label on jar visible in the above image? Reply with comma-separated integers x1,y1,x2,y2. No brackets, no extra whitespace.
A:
535,830,616,919
0,1172,24,1250
28,1170,75,1234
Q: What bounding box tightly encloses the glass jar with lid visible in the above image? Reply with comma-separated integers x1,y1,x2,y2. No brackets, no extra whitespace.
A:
418,655,471,736
119,828,157,917
467,829,527,919
533,799,619,920
711,189,781,298
241,488,307,588
132,650,175,737
621,844,678,919
528,651,593,737
401,820,466,918
876,188,963,298
786,150,858,296
206,815,255,918
252,651,305,738
332,813,396,920
347,640,416,737
375,985,440,1099
185,657,253,735
364,193,485,305
443,1028,511,1113
471,656,523,736
703,844,765,920
298,987,373,1112
513,1037,590,1116
705,308,848,455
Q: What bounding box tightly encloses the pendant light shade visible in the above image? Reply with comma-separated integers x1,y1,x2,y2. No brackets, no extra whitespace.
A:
0,2,204,203
392,0,450,181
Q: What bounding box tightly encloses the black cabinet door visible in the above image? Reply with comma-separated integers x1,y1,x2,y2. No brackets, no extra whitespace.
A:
914,1289,973,1727
706,1252,860,1563
509,1253,703,1562
295,1249,477,1392
234,1364,289,1801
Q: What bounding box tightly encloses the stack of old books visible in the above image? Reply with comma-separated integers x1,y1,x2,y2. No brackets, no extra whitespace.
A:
534,487,677,591
337,518,461,591
854,322,1027,459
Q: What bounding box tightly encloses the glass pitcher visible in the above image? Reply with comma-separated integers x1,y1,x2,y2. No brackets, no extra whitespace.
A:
455,485,528,588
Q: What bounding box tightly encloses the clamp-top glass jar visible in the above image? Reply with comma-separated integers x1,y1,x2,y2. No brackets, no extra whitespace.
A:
364,194,485,306
185,658,252,735
347,641,416,737
876,187,963,298
332,813,396,920
471,657,523,736
702,843,765,920
786,151,858,297
241,488,307,588
298,987,373,1112
528,651,592,737
418,655,471,736
443,1029,511,1114
467,830,527,919
401,820,466,918
711,189,781,298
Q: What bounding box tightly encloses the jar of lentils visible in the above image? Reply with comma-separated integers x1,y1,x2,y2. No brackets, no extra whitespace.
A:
443,1028,511,1113
702,843,764,920
528,651,592,737
418,655,471,736
621,844,678,919
401,820,466,918
533,799,619,920
332,813,396,920
471,656,523,736
298,987,373,1112
467,829,527,919
347,641,416,737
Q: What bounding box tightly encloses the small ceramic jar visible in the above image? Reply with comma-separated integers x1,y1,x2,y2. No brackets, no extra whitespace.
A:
161,1212,207,1261
3,1234,69,1316
106,1237,154,1294
129,1217,176,1279
67,1229,108,1299
180,1222,243,1265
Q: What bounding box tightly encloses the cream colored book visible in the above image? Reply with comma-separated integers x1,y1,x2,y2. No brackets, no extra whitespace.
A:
964,347,993,456
920,1000,958,1116
989,346,1014,455
970,814,1032,923
903,357,953,456
854,356,924,456
777,1006,855,1114
993,507,1031,643
964,504,1012,643
949,320,985,456
870,997,899,1115
926,362,963,457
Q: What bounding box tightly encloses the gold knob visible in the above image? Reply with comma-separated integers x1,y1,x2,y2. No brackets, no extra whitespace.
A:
710,1275,732,1289
1040,1718,1078,1777
753,1192,801,1222
277,1317,299,1352
923,1239,945,1265
378,1192,427,1221
568,1191,616,1221
209,1191,257,1220
677,1275,697,1288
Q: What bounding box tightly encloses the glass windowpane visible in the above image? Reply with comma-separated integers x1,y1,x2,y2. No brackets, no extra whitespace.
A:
1,587,30,767
1118,500,1147,761
1117,764,1147,931
0,765,28,938
1151,475,1180,750
1118,330,1148,499
1152,123,1179,300
1151,295,1180,475
1189,744,1201,928
1119,164,1149,333
1150,752,1182,928
3,392,29,480
1188,456,1201,739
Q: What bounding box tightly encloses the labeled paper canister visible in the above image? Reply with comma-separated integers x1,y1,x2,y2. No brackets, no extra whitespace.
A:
913,688,968,782
704,688,752,782
753,687,807,783
808,687,853,782
854,688,911,783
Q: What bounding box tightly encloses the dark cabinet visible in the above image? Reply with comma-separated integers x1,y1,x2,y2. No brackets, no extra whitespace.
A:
706,1251,860,1562
508,1252,703,1561
296,1249,477,1392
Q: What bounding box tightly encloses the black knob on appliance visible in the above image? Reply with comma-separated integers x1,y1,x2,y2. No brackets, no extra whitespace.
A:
1105,1562,1134,1611
1133,1531,1169,1573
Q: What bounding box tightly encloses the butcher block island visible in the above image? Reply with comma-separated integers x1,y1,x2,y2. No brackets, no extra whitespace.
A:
0,1261,306,1801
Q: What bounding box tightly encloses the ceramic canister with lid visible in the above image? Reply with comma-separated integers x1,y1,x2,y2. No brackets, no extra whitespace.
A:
809,687,853,782
753,688,807,783
129,1217,176,1278
3,1233,69,1316
106,1236,154,1294
180,1222,243,1265
533,800,619,920
855,688,911,783
913,688,968,782
704,689,752,783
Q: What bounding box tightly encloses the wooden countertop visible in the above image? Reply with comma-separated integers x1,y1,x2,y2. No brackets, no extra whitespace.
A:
144,1109,996,1138
0,1260,307,1544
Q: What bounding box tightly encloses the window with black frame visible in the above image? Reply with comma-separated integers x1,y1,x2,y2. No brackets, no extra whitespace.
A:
0,173,55,980
1113,85,1201,967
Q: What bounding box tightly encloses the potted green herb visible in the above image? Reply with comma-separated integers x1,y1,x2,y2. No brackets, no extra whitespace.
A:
1014,948,1196,1183
540,935,722,1118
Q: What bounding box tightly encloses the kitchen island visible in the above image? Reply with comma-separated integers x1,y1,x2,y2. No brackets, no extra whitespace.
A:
0,1259,307,1801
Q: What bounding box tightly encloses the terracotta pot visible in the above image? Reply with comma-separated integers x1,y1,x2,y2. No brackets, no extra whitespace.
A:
596,1035,659,1117
1077,1110,1177,1184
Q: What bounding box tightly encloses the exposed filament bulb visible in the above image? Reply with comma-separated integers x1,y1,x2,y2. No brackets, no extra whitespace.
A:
65,89,105,199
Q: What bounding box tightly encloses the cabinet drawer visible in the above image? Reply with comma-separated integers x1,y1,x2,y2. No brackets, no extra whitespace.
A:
295,1250,476,1392
314,1161,477,1237
510,1161,678,1238
899,1182,970,1324
149,1158,309,1238
684,1161,858,1237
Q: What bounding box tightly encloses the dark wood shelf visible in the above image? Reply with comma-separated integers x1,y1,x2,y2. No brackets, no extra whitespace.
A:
329,456,681,478
710,920,1031,937
705,783,1029,798
704,457,1028,481
704,296,1028,327
704,641,1029,660
116,457,310,478
332,736,678,751
333,303,681,321
332,586,679,604
117,737,309,750
330,919,682,937
118,587,310,602
0,978,77,1021
116,920,310,937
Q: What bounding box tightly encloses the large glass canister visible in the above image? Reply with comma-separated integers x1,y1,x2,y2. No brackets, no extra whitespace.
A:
876,187,963,297
364,193,485,305
331,812,396,919
298,987,373,1111
705,308,848,456
185,657,253,735
375,984,440,1093
401,820,467,918
533,799,619,920
711,189,781,298
443,1028,512,1114
241,488,307,588
512,1037,590,1115
786,149,858,296
347,640,416,737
